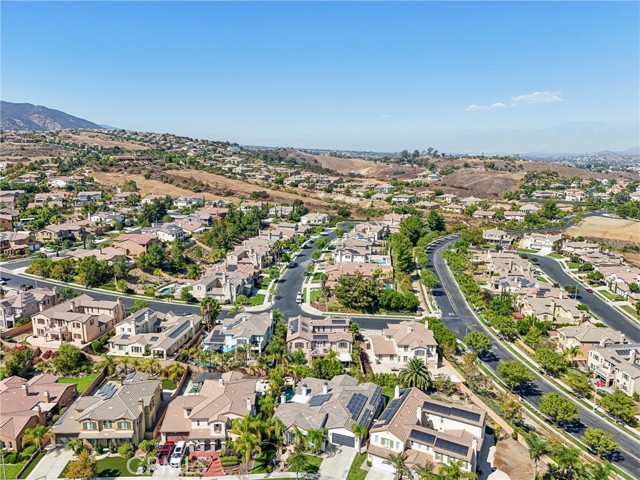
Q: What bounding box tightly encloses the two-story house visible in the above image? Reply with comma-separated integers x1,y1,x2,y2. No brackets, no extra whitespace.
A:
482,229,514,247
287,315,353,363
52,372,162,448
588,344,640,396
202,312,273,354
0,231,39,256
191,269,254,304
160,372,257,451
0,288,57,330
367,321,439,372
31,294,125,345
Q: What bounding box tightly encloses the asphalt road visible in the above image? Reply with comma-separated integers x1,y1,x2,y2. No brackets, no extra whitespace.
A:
428,237,640,476
530,254,640,343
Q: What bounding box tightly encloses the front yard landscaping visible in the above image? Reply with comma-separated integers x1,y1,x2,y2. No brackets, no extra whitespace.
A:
286,454,322,474
63,455,148,478
161,379,177,390
567,262,580,269
548,252,564,259
309,289,321,303
58,372,100,394
248,294,265,306
621,305,640,320
599,289,626,302
346,453,367,480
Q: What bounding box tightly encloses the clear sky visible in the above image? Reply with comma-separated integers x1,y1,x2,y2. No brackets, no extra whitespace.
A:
2,1,639,153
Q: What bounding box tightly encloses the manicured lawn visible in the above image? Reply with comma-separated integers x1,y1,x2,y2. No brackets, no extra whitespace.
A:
61,455,148,478
313,272,326,281
567,262,580,269
248,294,266,306
516,248,538,254
162,379,177,390
621,305,640,319
381,386,395,400
537,276,549,284
58,372,99,394
4,463,25,479
548,252,564,259
18,451,45,479
287,454,322,474
599,289,626,302
309,289,321,303
346,453,367,480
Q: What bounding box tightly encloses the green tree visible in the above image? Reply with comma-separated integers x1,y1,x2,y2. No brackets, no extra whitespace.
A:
535,348,568,377
390,234,415,274
180,287,195,303
112,256,128,281
550,445,582,480
587,461,613,480
420,270,438,290
597,390,637,424
200,296,221,331
497,361,534,389
118,443,134,459
497,391,522,424
525,435,549,480
385,452,408,480
539,393,579,424
312,350,345,379
307,428,328,454
399,215,426,245
168,239,186,271
583,428,619,457
130,299,149,313
288,451,308,479
58,287,80,301
333,272,383,311
65,450,97,480
76,255,111,287
563,371,593,398
439,459,477,479
53,344,84,375
136,242,165,270
186,263,203,279
398,357,431,391
463,331,492,353
22,424,53,453
426,210,446,232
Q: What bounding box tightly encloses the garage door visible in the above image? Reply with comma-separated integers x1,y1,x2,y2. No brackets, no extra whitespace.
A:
166,434,189,443
331,433,355,447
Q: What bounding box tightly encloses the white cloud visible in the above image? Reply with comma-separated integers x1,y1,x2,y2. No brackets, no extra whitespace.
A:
510,91,562,106
465,102,507,112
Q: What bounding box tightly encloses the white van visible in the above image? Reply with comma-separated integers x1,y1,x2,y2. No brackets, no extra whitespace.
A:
169,441,186,468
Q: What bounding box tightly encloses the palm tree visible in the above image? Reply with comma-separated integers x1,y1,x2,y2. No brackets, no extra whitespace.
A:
65,439,88,456
384,452,408,480
200,296,221,331
398,357,431,391
98,355,116,377
439,460,477,480
351,424,369,447
291,425,309,452
587,461,612,480
307,428,327,454
233,428,261,466
551,444,582,480
564,346,581,367
412,462,436,479
22,425,53,454
525,435,549,480
267,417,286,454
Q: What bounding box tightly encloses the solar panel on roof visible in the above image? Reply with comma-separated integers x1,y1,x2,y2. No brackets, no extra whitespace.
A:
435,438,469,457
314,334,329,340
121,334,130,340
347,393,367,420
125,372,135,380
332,319,346,324
150,336,159,342
451,407,481,422
370,386,381,405
308,393,332,407
409,429,436,446
359,408,371,425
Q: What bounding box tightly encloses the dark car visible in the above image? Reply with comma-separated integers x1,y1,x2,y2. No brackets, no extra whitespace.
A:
585,288,594,293
288,262,297,268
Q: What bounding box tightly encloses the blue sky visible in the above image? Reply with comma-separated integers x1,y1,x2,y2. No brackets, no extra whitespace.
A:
2,1,639,153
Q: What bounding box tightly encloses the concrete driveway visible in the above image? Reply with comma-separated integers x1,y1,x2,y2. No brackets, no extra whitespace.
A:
319,446,357,480
27,446,74,480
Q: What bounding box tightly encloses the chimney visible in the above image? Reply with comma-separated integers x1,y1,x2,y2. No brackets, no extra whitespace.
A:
246,398,252,412
599,338,606,348
416,406,422,426
280,393,287,404
43,390,50,403
322,382,329,395
407,325,413,333
218,377,224,387
620,333,626,344
22,384,30,396
630,349,637,364
472,438,478,453
69,300,76,311
137,398,145,414
301,384,309,396
394,385,400,399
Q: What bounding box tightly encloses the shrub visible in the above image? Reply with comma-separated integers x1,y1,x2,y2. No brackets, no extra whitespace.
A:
4,453,17,464
118,443,134,459
219,456,239,467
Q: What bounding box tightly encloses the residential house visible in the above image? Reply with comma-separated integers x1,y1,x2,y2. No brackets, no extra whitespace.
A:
75,191,103,206
347,222,389,242
519,297,587,325
113,232,161,256
0,231,39,255
108,309,202,359
0,374,77,451
588,344,640,396
599,265,640,300
52,372,162,447
31,294,125,344
287,315,353,363
0,288,57,330
269,205,294,217
519,233,562,251
191,270,254,304
175,197,205,209
532,190,562,199
381,213,410,233
275,375,384,450
368,388,486,474
334,245,372,263
324,262,394,290
160,372,258,451
202,311,273,354
519,203,540,214
562,241,599,256
367,321,439,371
173,217,209,235
48,177,76,189
472,210,496,220
460,196,482,207
36,222,86,244
442,204,465,214
557,324,625,361
503,211,526,222
564,189,586,202
436,194,457,204
0,190,25,209
391,194,416,205
301,213,330,225
482,229,514,248
226,244,273,271
375,183,395,194
0,208,19,230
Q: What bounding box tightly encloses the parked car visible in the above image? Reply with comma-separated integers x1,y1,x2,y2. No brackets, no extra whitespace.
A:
169,441,186,468
585,288,594,293
296,291,303,303
288,262,297,268
157,442,175,465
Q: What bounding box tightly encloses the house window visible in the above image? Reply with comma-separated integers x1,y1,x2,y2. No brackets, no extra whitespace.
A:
90,319,95,325
118,421,129,429
84,422,96,430
73,334,81,340
104,421,112,428
73,322,80,329
415,350,425,357
338,342,348,349
214,424,221,433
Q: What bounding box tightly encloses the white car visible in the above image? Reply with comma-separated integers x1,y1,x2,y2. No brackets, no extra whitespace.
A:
296,292,303,303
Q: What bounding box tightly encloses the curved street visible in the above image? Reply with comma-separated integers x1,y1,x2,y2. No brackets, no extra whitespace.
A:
427,236,640,476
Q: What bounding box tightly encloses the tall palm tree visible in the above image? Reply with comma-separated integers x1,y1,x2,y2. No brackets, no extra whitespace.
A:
22,425,53,454
233,429,261,466
267,417,286,453
525,435,549,480
351,424,369,447
307,428,327,454
291,425,309,452
564,346,581,367
200,296,221,331
439,460,477,480
384,452,408,480
98,355,116,377
412,462,436,480
398,357,431,391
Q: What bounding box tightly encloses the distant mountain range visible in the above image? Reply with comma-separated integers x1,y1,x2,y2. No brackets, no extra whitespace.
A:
1,101,103,131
